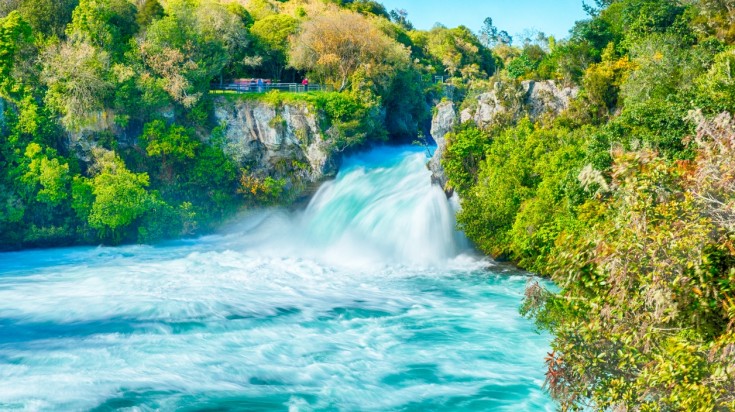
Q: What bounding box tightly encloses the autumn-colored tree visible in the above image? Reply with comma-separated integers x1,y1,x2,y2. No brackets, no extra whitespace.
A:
289,9,409,91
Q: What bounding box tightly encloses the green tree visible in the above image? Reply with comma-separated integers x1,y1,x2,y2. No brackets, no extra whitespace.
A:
0,11,32,96
86,150,153,240
249,14,298,81
22,143,71,206
695,47,735,114
4,0,78,39
42,41,112,129
67,0,138,56
140,119,199,181
136,0,164,28
140,0,247,107
442,125,491,193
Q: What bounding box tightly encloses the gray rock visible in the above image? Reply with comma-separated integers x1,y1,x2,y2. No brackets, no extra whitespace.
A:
428,101,456,195
460,91,507,127
459,80,579,127
522,80,579,120
214,98,338,186
65,110,119,163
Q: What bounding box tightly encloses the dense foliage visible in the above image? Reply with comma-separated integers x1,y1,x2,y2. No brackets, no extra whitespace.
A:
0,0,497,249
441,0,735,409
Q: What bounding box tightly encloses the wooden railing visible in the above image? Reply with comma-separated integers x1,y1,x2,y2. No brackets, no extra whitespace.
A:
210,81,333,94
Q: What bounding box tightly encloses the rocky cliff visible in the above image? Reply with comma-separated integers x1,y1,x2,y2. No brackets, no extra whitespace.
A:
459,80,579,127
213,97,339,191
429,80,579,194
427,100,456,194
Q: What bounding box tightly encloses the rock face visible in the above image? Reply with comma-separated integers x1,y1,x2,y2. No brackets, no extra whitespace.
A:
213,98,338,186
430,80,578,196
459,85,515,126
522,80,579,119
428,100,456,194
459,80,579,127
62,110,122,163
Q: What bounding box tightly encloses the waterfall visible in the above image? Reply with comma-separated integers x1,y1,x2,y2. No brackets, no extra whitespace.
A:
301,146,466,265
0,145,553,411
214,145,469,269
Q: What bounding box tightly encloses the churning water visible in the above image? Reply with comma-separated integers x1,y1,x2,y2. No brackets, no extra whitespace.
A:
0,146,554,411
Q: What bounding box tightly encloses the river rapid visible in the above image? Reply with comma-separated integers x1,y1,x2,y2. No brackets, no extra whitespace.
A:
0,146,554,411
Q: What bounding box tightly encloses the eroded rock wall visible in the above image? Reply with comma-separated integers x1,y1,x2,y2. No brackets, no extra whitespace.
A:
213,98,338,186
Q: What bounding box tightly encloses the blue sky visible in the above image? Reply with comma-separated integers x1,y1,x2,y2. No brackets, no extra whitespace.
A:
379,0,589,40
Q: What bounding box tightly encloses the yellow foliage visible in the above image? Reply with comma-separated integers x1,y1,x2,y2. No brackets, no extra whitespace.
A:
289,9,409,91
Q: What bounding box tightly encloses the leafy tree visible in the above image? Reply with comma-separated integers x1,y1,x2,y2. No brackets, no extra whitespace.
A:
249,14,298,81
289,9,409,91
523,125,735,408
140,0,247,107
389,8,413,30
424,25,496,78
140,119,199,181
42,41,112,129
442,125,491,193
348,0,389,18
691,0,735,42
67,0,138,57
136,0,164,28
2,0,78,39
383,67,430,140
506,54,536,79
21,143,71,206
479,17,511,48
85,149,154,240
245,0,277,20
578,44,635,121
0,11,32,96
695,47,735,114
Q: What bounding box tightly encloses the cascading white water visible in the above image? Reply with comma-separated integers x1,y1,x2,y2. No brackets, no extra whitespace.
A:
0,146,555,411
302,147,464,266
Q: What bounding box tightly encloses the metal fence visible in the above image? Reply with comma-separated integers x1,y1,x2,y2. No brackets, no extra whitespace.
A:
210,82,334,94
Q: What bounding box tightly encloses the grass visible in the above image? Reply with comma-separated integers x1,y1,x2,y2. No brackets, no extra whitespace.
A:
212,90,347,109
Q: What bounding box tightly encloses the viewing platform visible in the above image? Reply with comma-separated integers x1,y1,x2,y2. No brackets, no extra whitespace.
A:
211,79,333,94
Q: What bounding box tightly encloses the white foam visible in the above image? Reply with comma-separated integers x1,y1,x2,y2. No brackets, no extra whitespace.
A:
0,146,554,410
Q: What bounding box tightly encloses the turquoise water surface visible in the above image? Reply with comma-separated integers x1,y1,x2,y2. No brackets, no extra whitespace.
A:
0,147,554,411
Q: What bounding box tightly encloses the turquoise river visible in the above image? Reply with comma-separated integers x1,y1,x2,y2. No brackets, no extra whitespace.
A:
0,146,555,411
